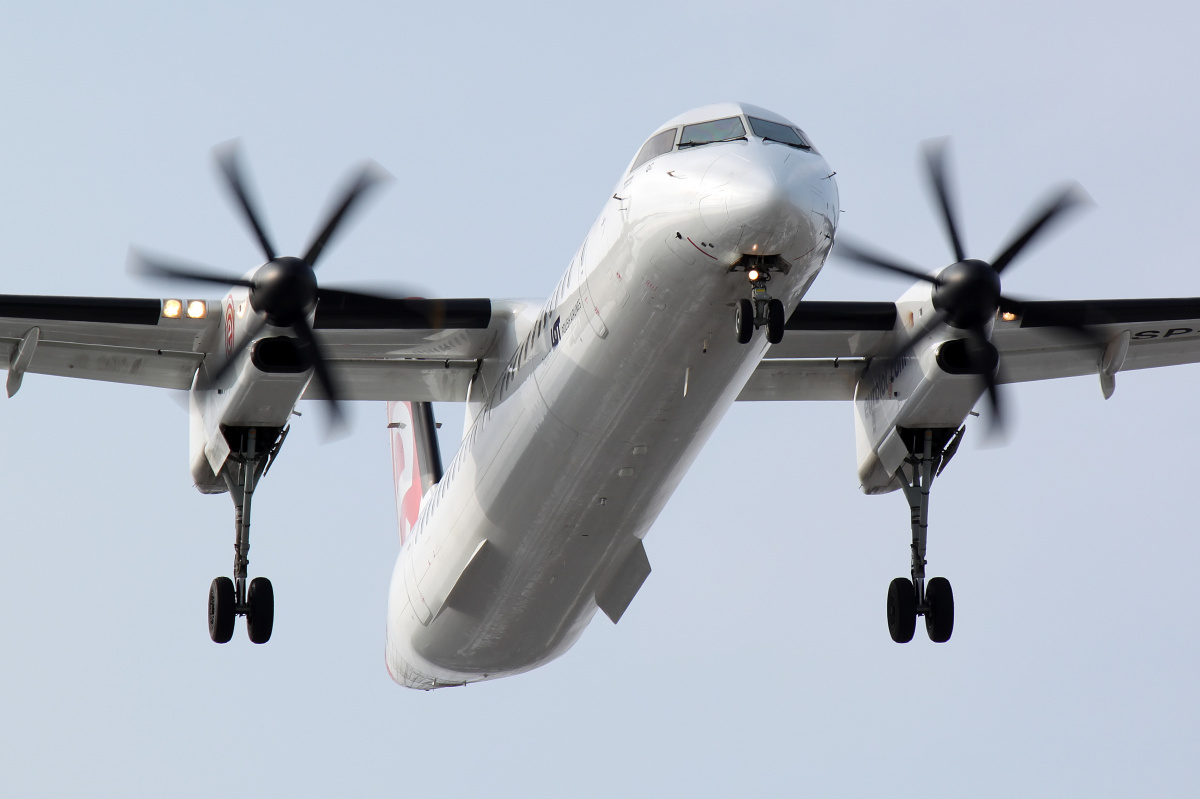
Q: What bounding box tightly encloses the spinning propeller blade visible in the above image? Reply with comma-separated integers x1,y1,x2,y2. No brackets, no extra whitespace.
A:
990,184,1088,275
129,251,256,289
303,162,391,268
923,139,967,263
215,141,277,262
835,238,943,286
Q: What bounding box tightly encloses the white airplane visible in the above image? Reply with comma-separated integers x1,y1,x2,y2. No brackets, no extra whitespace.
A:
4,102,1200,690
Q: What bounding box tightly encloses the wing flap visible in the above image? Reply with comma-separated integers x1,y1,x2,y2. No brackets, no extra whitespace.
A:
303,358,478,402
0,338,204,390
736,358,864,401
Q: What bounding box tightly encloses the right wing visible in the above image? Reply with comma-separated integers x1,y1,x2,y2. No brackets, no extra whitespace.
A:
738,298,1200,401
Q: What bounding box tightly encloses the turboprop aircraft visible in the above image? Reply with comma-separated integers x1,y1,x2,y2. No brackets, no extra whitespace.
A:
3,102,1200,689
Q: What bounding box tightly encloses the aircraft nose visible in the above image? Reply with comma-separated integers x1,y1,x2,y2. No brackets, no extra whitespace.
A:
699,149,814,255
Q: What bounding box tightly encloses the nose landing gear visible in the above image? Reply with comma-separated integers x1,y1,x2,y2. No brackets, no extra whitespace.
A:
733,260,786,345
207,426,284,644
886,427,961,644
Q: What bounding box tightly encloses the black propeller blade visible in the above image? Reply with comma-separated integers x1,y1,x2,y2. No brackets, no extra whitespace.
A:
924,139,967,263
215,141,277,262
836,139,1095,435
302,163,389,269
130,252,256,289
835,239,944,287
132,142,403,432
990,184,1088,275
291,317,345,429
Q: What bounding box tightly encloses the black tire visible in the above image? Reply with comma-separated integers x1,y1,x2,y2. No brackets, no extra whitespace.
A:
925,576,954,643
247,576,274,644
735,298,754,344
208,577,235,644
766,298,785,344
886,577,916,643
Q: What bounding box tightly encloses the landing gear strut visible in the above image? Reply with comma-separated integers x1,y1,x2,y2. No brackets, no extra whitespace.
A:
208,426,284,644
734,259,785,345
886,427,961,644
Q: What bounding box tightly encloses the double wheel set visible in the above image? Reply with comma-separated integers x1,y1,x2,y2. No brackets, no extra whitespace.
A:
735,297,785,344
208,575,274,644
887,575,953,643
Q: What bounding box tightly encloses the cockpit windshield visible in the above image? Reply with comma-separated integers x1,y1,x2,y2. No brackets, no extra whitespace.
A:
679,116,747,148
747,116,813,150
630,128,678,171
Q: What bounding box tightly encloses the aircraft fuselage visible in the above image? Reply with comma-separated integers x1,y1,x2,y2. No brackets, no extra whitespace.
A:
385,104,838,688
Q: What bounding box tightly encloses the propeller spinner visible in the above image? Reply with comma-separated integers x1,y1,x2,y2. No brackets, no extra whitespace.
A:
836,140,1090,433
132,142,397,430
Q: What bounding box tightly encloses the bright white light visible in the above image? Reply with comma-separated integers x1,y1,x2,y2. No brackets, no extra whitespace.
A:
747,269,760,282
186,300,207,319
162,299,182,319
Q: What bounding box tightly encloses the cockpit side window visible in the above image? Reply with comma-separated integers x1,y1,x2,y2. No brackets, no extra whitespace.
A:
630,128,677,172
679,116,747,148
747,116,816,152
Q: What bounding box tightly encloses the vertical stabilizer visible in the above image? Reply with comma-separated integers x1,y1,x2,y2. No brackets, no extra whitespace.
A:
387,402,444,545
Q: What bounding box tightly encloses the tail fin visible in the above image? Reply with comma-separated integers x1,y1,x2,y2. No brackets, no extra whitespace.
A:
387,401,444,545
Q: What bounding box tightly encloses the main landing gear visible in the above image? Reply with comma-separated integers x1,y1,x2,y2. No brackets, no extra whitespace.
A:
886,427,962,644
734,260,785,345
208,426,284,645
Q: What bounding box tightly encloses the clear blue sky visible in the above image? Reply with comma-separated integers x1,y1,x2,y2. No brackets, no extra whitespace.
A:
0,1,1197,796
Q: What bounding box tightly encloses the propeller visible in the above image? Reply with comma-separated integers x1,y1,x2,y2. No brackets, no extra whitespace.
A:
132,142,401,431
836,139,1093,434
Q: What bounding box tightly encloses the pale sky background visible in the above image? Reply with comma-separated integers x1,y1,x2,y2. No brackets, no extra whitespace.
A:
1,1,1198,796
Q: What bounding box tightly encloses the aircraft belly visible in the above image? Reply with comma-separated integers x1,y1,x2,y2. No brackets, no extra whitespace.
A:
392,318,784,686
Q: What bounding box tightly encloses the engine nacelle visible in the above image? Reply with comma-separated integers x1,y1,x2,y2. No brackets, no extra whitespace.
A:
853,338,987,494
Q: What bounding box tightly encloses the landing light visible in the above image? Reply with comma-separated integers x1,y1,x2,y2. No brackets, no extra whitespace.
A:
162,299,182,319
747,268,761,282
187,300,207,319
1001,311,1018,322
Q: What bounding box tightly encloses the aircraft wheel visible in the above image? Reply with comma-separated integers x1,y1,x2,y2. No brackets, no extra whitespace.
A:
925,576,954,643
208,576,235,644
247,577,274,644
735,299,754,344
886,577,916,643
766,298,785,344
